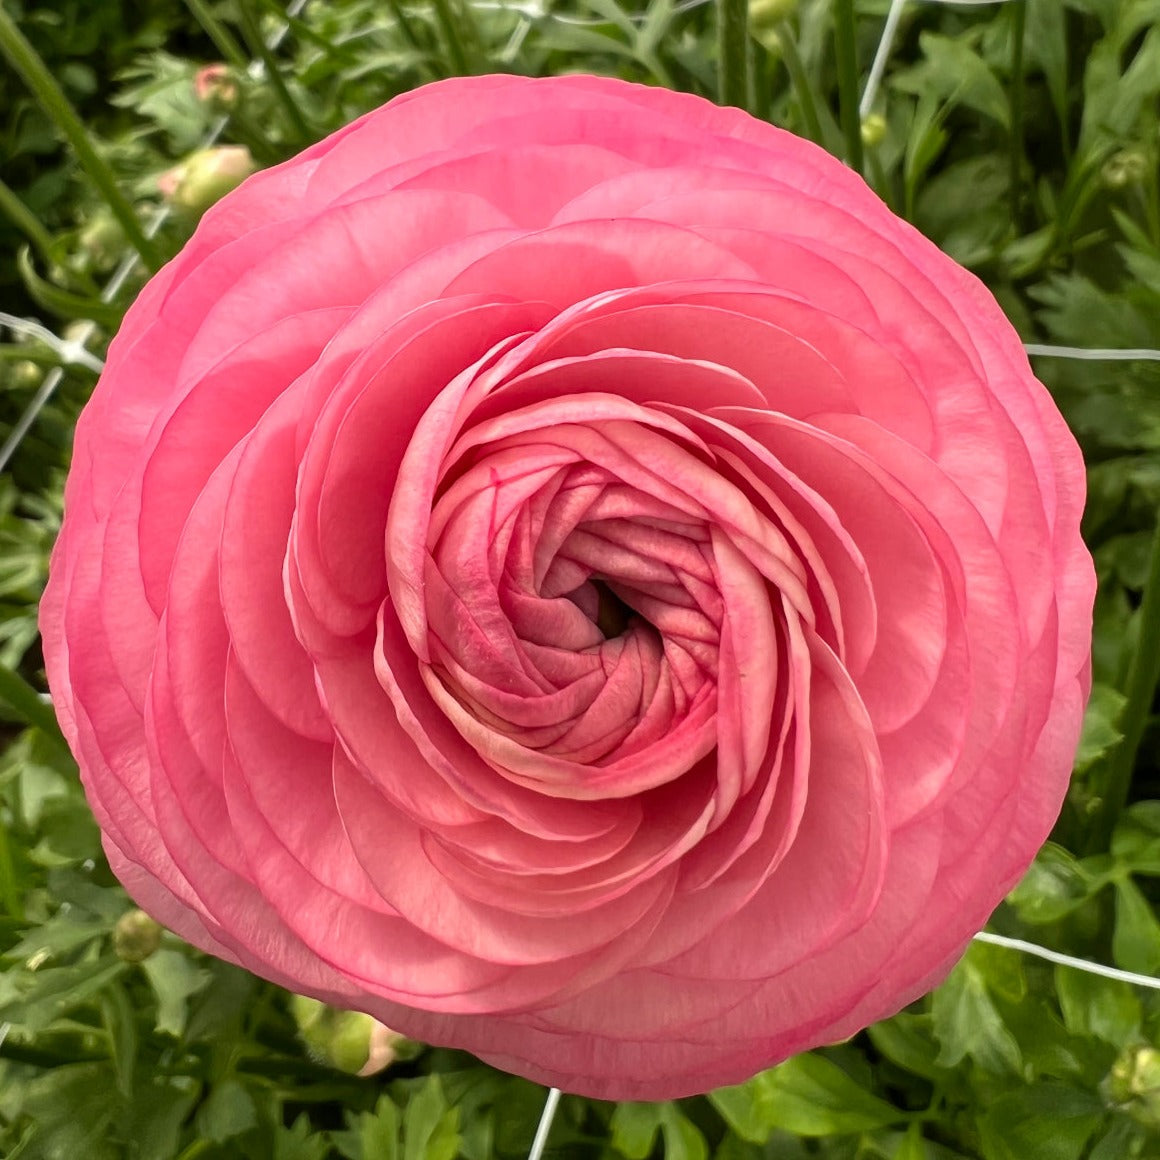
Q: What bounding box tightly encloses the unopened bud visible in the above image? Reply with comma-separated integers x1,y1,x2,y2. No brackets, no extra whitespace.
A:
1102,149,1150,190
1105,1045,1160,1129
748,0,795,54
290,994,414,1075
76,211,124,273
194,64,239,109
114,909,162,962
158,146,257,214
861,113,887,148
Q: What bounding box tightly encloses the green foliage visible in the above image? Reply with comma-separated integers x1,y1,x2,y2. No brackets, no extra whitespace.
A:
0,0,1159,1157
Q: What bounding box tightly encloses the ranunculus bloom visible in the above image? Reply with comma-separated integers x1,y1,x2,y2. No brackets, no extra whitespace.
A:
41,75,1094,1100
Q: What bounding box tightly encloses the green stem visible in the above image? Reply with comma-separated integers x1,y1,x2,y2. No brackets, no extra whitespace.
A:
183,0,250,69
0,7,162,272
0,663,70,758
833,0,864,174
778,21,824,145
1089,521,1160,852
235,0,312,141
1009,0,1026,227
0,176,55,263
0,809,23,921
430,0,472,75
716,0,749,110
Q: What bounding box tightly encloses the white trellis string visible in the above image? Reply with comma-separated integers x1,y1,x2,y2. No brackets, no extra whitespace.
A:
0,313,105,374
973,930,1160,987
1026,343,1160,362
528,1084,563,1160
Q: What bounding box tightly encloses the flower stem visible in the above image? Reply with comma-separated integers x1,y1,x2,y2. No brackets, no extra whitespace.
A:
717,0,749,110
778,21,824,145
1088,520,1160,852
235,0,312,141
0,176,55,264
0,662,70,760
1009,0,1027,226
833,0,864,174
0,7,163,272
182,0,250,69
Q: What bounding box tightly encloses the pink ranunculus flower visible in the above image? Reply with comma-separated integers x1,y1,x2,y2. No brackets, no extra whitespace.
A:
41,75,1095,1101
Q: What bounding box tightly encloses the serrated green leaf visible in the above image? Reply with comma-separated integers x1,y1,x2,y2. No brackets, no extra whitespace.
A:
0,957,125,1034
1055,965,1142,1044
333,1095,400,1160
140,948,208,1037
744,1055,904,1137
1112,802,1160,874
931,960,1023,1076
196,1079,258,1144
117,1077,198,1160
977,1082,1103,1160
1112,877,1160,973
1075,683,1128,773
611,1101,663,1158
892,1123,927,1160
659,1104,708,1160
274,1115,331,1160
1008,844,1108,924
403,1075,459,1160
894,33,1010,128
867,1014,943,1081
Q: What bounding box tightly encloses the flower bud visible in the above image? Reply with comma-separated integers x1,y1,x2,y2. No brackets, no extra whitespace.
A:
748,0,795,55
1102,149,1150,190
861,113,887,148
1105,1045,1160,1129
194,64,239,109
290,995,414,1076
158,146,257,215
76,211,125,273
113,909,163,962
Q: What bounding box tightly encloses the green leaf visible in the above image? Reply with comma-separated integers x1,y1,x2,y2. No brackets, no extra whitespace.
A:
100,982,137,1098
867,1014,943,1081
333,1095,400,1160
13,1063,121,1160
1112,877,1160,973
274,1115,331,1160
117,1077,199,1160
894,33,1010,129
718,1055,905,1139
0,956,126,1034
931,959,1023,1076
1055,965,1142,1045
1112,802,1160,874
1075,683,1128,773
611,1101,663,1158
893,1124,927,1160
977,1082,1104,1160
196,1079,258,1144
140,948,210,1037
403,1075,459,1160
1008,843,1108,924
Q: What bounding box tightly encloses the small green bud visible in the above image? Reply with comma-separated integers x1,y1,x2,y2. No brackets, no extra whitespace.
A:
1106,1045,1160,1129
1102,149,1150,190
861,113,887,149
113,909,163,962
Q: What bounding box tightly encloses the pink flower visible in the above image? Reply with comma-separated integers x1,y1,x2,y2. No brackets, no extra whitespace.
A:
41,75,1094,1101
